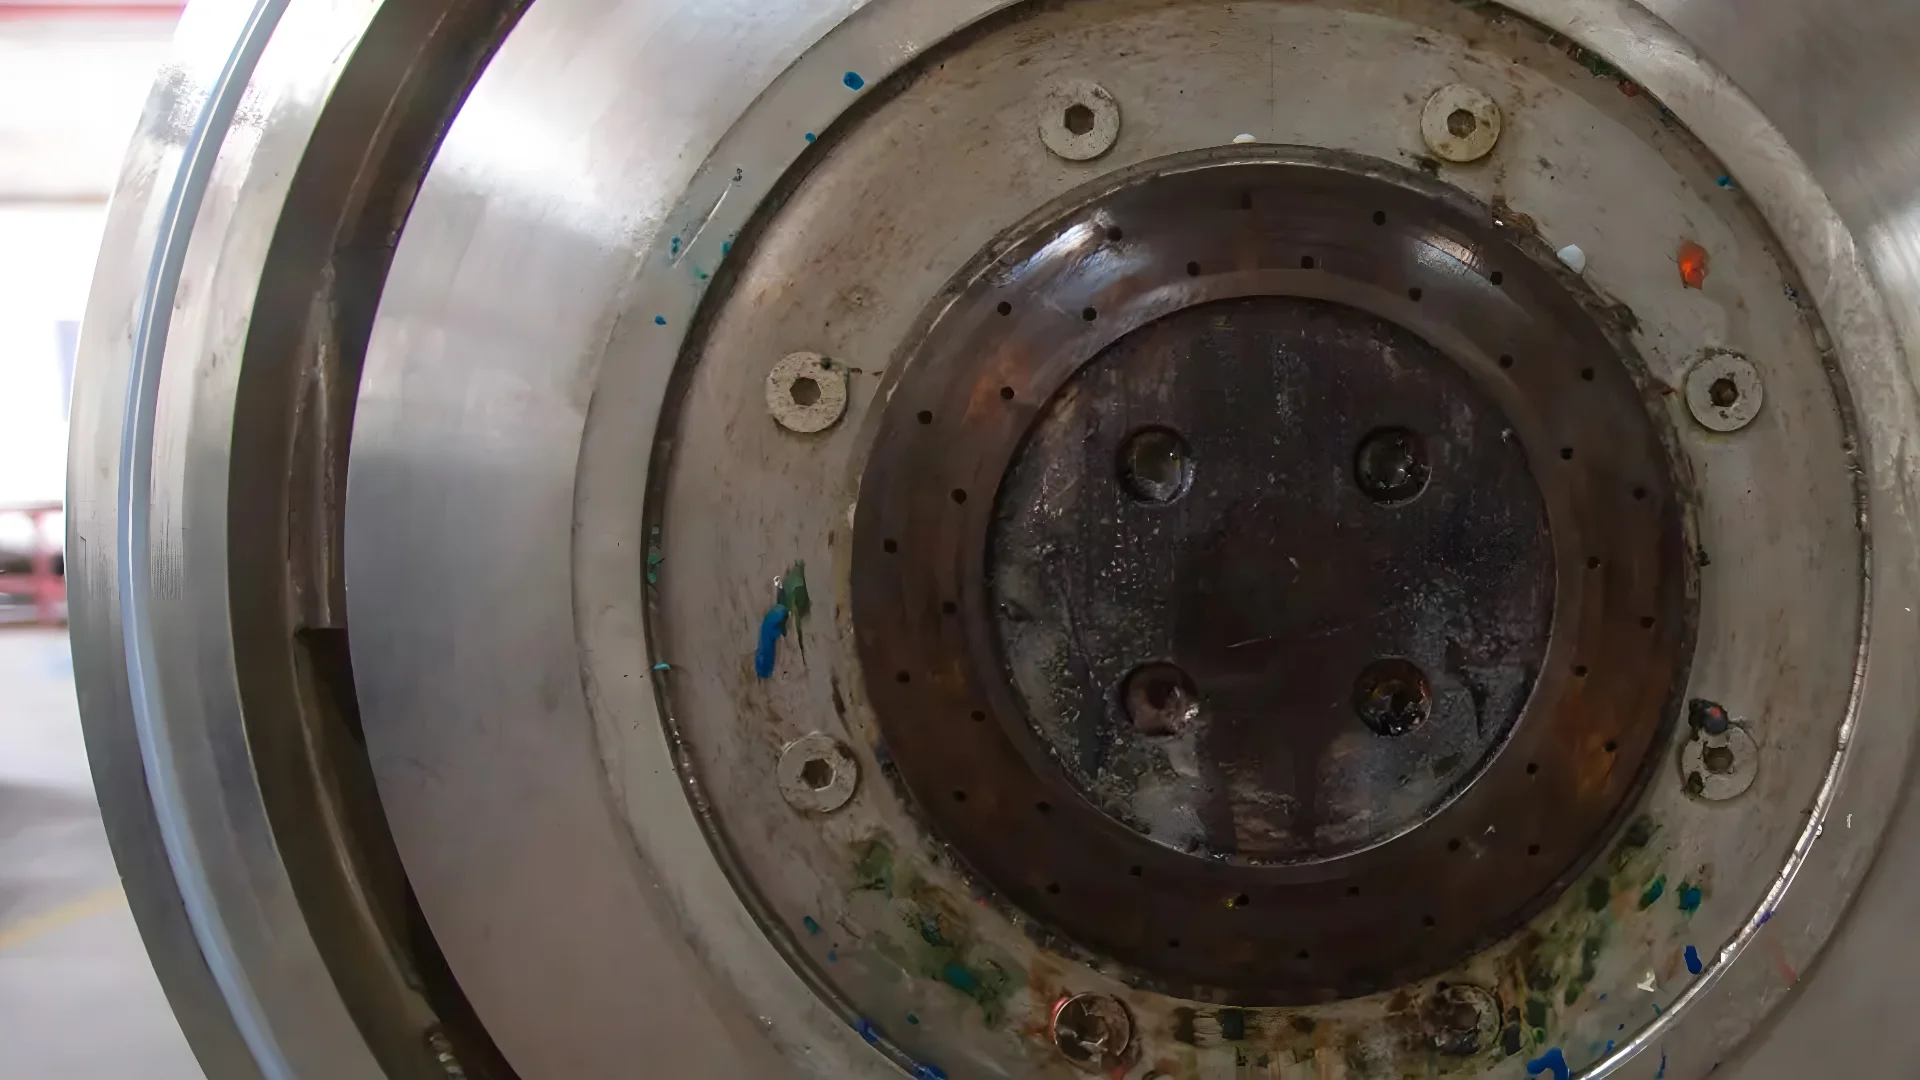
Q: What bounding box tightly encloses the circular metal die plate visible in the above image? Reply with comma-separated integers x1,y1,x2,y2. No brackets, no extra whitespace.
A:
766,350,849,433
1680,725,1759,801
1039,79,1122,161
1685,350,1764,432
778,733,860,813
853,146,1692,1002
1421,83,1502,163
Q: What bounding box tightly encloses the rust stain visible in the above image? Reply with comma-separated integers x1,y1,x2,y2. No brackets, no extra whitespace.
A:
1677,240,1710,289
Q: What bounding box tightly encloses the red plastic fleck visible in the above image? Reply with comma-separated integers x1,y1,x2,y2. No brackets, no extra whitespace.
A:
1678,240,1710,289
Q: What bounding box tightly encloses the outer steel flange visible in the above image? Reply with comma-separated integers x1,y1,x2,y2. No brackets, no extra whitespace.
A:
852,147,1693,1002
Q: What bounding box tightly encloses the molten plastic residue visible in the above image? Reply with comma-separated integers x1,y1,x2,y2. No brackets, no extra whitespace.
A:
1678,239,1710,289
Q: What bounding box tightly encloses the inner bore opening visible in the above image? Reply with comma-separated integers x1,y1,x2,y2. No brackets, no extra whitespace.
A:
790,376,822,406
1702,744,1736,774
800,757,835,789
1118,426,1194,504
1064,102,1096,135
1709,376,1739,407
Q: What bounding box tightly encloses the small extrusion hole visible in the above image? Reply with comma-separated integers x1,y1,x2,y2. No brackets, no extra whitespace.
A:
951,488,968,504
1490,270,1505,286
896,671,912,684
1168,938,1182,949
1300,255,1316,269
1526,762,1540,775
1106,225,1124,242
1423,915,1437,929
1581,367,1596,381
1354,427,1431,504
1640,615,1656,629
1408,287,1424,302
997,300,1013,316
789,376,821,406
1296,949,1311,961
800,758,834,790
1709,376,1740,407
917,409,933,425
1129,865,1144,878
1046,882,1062,895
1528,844,1541,856
1560,447,1575,460
1231,894,1252,909
1036,801,1052,815
1063,102,1095,136
970,709,985,722
1082,307,1098,322
1118,426,1194,504
1573,665,1590,678
1447,108,1478,137
1346,885,1361,897
1353,658,1432,736
1703,744,1737,774
999,385,1015,400
1123,661,1203,736
1498,354,1514,369
1604,740,1618,753
1186,260,1201,276
1586,556,1601,570
1632,486,1649,500
1447,838,1462,853
1372,210,1387,225
883,538,899,554
951,790,967,803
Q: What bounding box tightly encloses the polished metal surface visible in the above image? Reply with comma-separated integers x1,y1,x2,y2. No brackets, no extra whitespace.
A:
66,0,1920,1078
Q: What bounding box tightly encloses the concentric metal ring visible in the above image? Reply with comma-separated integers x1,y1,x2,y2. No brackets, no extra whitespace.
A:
852,146,1694,1002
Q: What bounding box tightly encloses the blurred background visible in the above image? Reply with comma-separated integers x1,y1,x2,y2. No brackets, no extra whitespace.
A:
0,0,204,1076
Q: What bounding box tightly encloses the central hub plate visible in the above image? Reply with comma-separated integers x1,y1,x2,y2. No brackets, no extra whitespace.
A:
992,295,1553,864
852,148,1691,1002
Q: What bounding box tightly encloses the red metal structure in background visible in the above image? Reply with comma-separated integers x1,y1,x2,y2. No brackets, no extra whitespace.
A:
0,501,65,624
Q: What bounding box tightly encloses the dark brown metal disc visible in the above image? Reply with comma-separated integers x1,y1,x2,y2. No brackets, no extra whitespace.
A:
851,147,1692,1004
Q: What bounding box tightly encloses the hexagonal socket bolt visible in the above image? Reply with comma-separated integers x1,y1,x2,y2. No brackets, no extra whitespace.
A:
1424,983,1500,1056
1684,350,1764,432
777,733,860,813
1421,84,1503,163
766,351,849,433
1039,80,1121,161
1050,994,1133,1070
1680,724,1759,801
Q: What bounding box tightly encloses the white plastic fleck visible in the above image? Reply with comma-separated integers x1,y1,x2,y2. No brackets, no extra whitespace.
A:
1556,244,1588,274
1232,133,1258,144
1637,971,1659,993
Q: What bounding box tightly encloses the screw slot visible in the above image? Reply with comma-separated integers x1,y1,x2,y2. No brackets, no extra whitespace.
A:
800,758,834,789
1709,377,1739,407
1446,108,1477,137
1063,103,1095,135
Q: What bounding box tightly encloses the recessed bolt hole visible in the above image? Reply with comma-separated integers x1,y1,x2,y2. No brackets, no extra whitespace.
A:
1353,657,1432,736
1498,354,1514,369
1490,270,1505,286
1560,447,1574,460
1300,255,1316,269
1123,661,1202,736
1230,894,1252,908
1640,615,1656,629
1573,665,1589,677
951,488,968,504
1106,225,1124,242
1526,762,1540,775
1581,367,1596,381
789,376,821,406
1346,886,1361,897
1129,865,1144,877
1296,949,1311,961
1408,287,1424,301
952,790,967,802
800,758,834,790
1240,190,1253,211
1528,844,1541,856
942,600,957,614
997,300,1013,316
1036,801,1053,814
896,671,911,684
1703,745,1736,774
970,709,985,722
1373,210,1387,225
883,538,899,554
1063,103,1095,135
917,409,933,425
1604,740,1618,753
1082,307,1098,322
1423,915,1437,929
1354,427,1431,504
1000,385,1015,400
1632,486,1648,500
1168,938,1181,949
1586,556,1601,570
1118,426,1194,504
1446,108,1478,137
1047,882,1062,895
1447,838,1462,852
1186,260,1201,276
1709,377,1740,407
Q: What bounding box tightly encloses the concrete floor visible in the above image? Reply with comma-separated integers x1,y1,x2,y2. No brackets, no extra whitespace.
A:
0,626,202,1079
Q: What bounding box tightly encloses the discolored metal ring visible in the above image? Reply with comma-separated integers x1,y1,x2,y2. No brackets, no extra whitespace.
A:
851,146,1694,1003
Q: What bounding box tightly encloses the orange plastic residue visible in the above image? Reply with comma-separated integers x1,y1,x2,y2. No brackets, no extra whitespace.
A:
1678,239,1710,289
